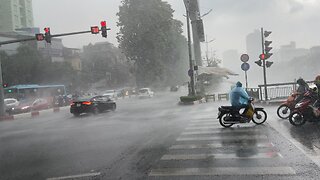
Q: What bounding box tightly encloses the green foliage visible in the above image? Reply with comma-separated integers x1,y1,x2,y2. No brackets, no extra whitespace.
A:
81,42,133,88
0,45,76,86
117,0,188,88
180,95,203,103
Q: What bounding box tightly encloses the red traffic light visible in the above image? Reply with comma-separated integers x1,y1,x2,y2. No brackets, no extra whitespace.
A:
259,54,265,60
91,26,100,34
35,34,45,41
100,21,107,27
44,27,50,33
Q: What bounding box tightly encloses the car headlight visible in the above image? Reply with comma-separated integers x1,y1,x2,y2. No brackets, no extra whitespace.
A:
295,103,303,108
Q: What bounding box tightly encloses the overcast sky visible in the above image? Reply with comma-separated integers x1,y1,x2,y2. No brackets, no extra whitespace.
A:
33,0,320,57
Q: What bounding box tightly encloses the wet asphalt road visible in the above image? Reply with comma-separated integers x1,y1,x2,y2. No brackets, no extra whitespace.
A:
1,91,320,180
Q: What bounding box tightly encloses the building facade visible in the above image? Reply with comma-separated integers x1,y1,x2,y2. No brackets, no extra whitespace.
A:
0,0,34,32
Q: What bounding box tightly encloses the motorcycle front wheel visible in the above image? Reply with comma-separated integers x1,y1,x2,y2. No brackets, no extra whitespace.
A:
252,109,267,125
277,104,291,119
219,113,234,128
289,111,306,126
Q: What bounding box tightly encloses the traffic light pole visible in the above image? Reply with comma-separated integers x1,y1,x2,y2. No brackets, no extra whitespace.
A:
261,27,268,101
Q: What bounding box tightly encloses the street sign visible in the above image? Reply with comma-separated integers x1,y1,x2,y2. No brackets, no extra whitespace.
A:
241,62,250,71
240,54,249,63
188,69,193,77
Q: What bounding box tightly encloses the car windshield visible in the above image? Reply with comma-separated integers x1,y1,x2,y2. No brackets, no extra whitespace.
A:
2,0,320,179
104,90,114,94
139,89,148,93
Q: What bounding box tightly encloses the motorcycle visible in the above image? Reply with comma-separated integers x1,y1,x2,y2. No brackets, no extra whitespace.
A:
217,99,267,128
289,89,319,126
277,92,298,119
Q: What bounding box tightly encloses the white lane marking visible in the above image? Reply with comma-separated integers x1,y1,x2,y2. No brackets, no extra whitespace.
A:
149,167,295,176
267,121,320,168
169,142,274,150
177,135,268,141
190,120,215,123
46,172,101,180
181,129,263,135
185,126,222,130
161,152,282,160
188,123,220,127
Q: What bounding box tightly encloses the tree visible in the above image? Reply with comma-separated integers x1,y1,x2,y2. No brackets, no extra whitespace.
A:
117,0,188,87
1,45,77,87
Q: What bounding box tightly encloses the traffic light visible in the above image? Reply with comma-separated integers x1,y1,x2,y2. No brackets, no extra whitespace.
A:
255,60,262,67
91,26,100,34
266,61,274,68
35,34,45,41
44,27,51,43
264,31,272,60
3,83,8,88
100,21,107,38
259,54,265,60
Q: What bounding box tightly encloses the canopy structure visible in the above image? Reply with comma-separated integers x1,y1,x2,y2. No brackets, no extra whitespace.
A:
197,66,239,79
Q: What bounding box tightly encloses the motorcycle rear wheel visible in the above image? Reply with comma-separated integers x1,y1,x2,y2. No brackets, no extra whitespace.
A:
289,111,306,126
252,109,267,125
277,104,291,119
219,113,234,128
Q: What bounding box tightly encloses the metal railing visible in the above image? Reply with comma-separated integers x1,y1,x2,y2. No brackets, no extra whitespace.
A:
258,81,314,101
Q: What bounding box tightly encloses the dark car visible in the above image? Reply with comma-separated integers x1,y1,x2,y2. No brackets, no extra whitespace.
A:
70,96,116,117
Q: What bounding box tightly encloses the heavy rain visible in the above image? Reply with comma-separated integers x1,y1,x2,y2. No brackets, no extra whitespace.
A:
1,0,320,179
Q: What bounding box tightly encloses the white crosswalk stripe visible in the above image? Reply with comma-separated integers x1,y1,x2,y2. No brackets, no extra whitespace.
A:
149,115,296,178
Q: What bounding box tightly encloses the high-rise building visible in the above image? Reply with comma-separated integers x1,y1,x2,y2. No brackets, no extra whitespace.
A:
246,29,261,60
0,0,34,32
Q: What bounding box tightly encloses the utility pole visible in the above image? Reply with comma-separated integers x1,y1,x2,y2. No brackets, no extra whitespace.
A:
186,8,196,96
184,0,196,96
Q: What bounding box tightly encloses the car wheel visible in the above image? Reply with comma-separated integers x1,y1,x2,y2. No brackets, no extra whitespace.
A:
73,113,80,117
111,104,116,111
92,107,99,114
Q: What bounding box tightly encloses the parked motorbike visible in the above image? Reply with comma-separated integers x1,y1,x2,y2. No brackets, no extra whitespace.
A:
277,92,298,119
289,89,319,126
217,99,267,128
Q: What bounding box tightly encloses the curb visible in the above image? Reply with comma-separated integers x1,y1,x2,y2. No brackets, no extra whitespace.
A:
0,115,14,121
0,106,69,122
178,98,206,105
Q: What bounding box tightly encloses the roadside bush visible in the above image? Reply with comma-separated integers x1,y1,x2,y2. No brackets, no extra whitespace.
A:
180,95,203,103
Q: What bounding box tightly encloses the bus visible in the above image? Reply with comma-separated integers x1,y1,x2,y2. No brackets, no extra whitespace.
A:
4,84,66,100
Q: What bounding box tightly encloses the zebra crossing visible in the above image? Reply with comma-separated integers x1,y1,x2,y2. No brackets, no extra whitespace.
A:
148,116,296,178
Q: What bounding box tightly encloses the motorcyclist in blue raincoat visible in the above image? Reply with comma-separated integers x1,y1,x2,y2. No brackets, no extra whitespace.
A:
229,81,250,116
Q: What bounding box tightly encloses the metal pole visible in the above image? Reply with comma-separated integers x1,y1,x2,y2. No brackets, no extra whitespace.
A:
0,55,5,117
261,27,268,101
186,9,195,96
245,71,248,88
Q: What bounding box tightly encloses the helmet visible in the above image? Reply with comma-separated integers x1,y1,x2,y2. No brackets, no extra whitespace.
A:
296,78,305,85
315,75,320,86
236,81,242,87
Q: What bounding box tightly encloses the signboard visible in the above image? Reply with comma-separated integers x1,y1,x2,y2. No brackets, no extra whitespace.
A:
240,54,249,63
241,62,250,71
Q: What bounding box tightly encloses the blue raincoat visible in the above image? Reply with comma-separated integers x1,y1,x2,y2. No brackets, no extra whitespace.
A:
229,86,250,107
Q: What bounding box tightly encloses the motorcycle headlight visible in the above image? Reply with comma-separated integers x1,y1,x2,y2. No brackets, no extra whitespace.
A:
295,103,303,108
